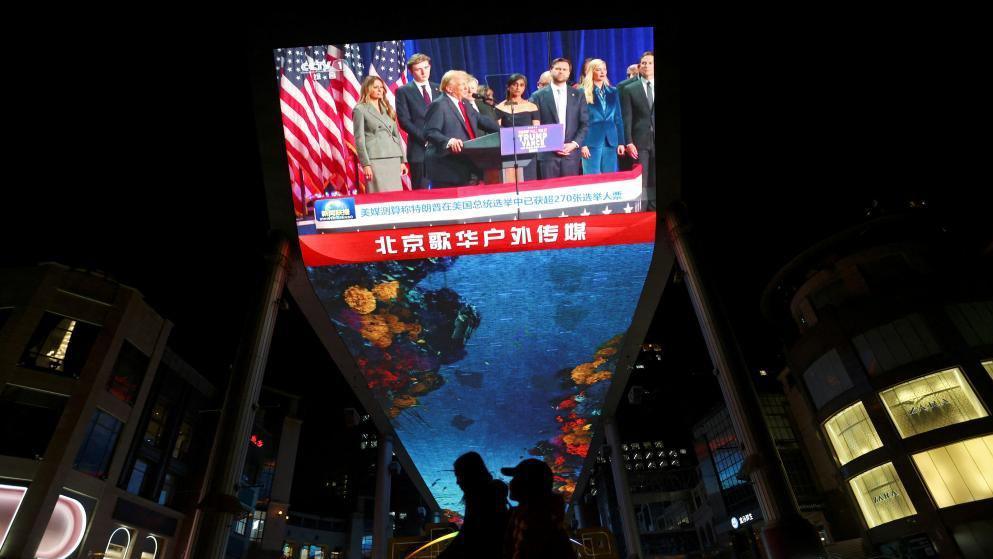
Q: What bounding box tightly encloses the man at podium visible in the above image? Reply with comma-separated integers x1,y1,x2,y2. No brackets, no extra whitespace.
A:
424,70,499,188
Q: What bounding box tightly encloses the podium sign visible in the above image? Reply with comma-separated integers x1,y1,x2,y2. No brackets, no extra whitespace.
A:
500,123,564,155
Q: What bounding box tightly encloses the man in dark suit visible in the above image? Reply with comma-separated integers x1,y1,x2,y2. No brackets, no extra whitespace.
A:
395,53,440,189
530,58,589,179
424,70,500,188
621,51,656,206
615,63,641,171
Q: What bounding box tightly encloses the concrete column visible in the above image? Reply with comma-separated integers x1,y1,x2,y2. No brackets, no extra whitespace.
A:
260,414,302,552
604,417,643,559
189,234,291,559
371,434,394,559
663,203,821,559
349,509,364,559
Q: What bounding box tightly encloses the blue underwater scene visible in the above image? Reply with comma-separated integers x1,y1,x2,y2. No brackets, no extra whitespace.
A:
305,242,654,518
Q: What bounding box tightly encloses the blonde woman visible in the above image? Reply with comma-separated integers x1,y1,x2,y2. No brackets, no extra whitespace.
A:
354,75,408,192
579,59,625,174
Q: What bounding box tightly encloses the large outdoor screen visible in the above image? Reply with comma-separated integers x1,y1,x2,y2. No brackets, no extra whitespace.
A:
272,26,656,519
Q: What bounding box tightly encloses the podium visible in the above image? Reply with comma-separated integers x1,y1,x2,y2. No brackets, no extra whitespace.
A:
462,123,564,184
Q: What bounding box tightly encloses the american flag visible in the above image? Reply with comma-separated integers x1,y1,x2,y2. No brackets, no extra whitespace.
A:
277,43,381,216
367,40,411,189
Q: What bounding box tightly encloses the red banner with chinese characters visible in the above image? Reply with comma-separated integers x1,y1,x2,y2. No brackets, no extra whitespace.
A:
299,213,656,266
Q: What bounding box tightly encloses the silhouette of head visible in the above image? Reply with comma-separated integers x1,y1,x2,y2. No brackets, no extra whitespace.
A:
454,451,492,492
501,459,553,503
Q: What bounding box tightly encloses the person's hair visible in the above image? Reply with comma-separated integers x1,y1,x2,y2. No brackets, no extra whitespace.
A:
581,59,610,104
477,85,490,96
581,57,592,76
359,75,396,121
454,452,492,493
537,71,551,86
466,75,478,88
640,50,654,61
439,70,468,95
627,64,639,77
550,57,572,70
505,73,527,101
406,53,431,70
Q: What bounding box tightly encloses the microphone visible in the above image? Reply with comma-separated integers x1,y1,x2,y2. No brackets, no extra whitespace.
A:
471,93,487,99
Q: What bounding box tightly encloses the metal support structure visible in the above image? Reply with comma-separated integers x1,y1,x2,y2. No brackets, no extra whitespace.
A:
604,417,644,559
371,434,394,559
662,203,821,558
189,234,291,559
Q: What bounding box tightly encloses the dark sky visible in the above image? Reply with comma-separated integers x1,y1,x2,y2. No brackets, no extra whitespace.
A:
4,7,985,514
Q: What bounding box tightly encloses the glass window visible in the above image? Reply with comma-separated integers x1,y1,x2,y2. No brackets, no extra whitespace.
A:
912,434,993,508
143,403,171,449
803,350,854,409
823,401,883,465
126,459,149,495
250,510,266,541
851,314,940,376
19,312,100,377
74,409,123,478
104,527,133,559
106,341,149,405
983,360,992,379
139,535,159,559
0,385,68,459
849,462,917,528
879,367,988,438
171,418,194,460
946,301,993,347
158,473,177,506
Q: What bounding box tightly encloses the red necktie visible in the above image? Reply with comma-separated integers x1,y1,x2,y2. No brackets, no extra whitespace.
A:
458,101,476,139
421,85,431,105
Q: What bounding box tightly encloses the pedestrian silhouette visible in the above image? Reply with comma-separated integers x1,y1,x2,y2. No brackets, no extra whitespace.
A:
500,458,576,559
438,451,509,559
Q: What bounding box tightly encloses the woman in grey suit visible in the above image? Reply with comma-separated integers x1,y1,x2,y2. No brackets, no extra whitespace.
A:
354,76,408,193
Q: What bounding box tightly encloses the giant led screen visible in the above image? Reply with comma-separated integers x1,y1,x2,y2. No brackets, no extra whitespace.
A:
272,27,656,518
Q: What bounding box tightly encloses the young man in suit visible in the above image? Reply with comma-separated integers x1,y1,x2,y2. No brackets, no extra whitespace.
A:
423,70,499,188
395,53,440,189
530,58,589,179
621,51,656,207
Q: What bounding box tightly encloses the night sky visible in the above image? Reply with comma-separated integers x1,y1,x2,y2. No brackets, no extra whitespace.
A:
4,7,985,516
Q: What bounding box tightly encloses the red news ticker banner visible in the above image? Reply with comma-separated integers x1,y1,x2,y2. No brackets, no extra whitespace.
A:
299,212,656,266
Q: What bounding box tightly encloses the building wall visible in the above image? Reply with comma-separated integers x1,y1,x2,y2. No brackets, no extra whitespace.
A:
764,217,993,558
0,264,216,559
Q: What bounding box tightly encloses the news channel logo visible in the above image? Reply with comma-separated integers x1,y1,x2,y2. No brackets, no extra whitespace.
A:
314,197,356,222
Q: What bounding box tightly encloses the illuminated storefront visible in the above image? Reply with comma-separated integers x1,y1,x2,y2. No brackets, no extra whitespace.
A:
848,463,917,529
983,360,992,379
912,434,993,508
823,401,883,465
878,367,988,438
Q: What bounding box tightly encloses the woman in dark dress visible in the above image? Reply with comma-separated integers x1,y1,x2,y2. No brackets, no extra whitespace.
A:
438,452,509,559
495,73,541,182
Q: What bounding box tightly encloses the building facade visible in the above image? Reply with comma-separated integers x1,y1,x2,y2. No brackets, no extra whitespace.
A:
762,210,993,558
0,264,216,559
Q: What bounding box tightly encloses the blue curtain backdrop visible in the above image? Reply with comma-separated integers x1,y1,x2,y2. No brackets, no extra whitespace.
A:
403,27,653,94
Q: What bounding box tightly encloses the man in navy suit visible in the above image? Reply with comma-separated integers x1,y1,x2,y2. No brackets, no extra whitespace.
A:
424,70,499,188
620,51,656,206
530,58,589,179
395,53,440,189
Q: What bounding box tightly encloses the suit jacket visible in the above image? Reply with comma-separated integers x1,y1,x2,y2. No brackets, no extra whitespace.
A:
530,85,589,160
424,95,499,185
620,78,655,150
352,103,406,166
615,76,638,91
583,85,624,148
395,80,441,163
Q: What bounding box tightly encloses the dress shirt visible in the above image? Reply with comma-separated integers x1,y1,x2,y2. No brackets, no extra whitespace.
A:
415,80,433,102
551,83,568,134
640,76,655,105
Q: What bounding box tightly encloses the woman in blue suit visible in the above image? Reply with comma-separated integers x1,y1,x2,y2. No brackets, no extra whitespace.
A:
579,59,626,174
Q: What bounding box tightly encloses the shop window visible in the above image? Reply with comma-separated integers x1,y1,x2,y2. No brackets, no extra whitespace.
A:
802,350,854,409
106,341,149,405
823,401,883,465
851,314,940,376
300,544,326,558
0,385,68,460
912,434,993,508
848,463,917,528
73,409,123,479
19,312,100,377
983,360,993,380
104,527,133,559
139,535,159,559
953,519,993,559
879,367,988,438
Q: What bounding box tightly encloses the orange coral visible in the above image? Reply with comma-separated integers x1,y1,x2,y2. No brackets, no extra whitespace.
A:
359,314,393,348
571,361,612,385
393,394,418,409
344,286,377,314
372,281,399,301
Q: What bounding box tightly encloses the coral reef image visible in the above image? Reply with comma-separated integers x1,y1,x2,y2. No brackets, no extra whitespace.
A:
305,242,654,514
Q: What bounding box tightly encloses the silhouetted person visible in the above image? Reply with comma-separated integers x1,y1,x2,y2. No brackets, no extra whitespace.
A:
500,459,575,559
439,452,509,559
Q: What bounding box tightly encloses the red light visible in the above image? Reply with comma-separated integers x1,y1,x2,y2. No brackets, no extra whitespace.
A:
250,435,264,448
